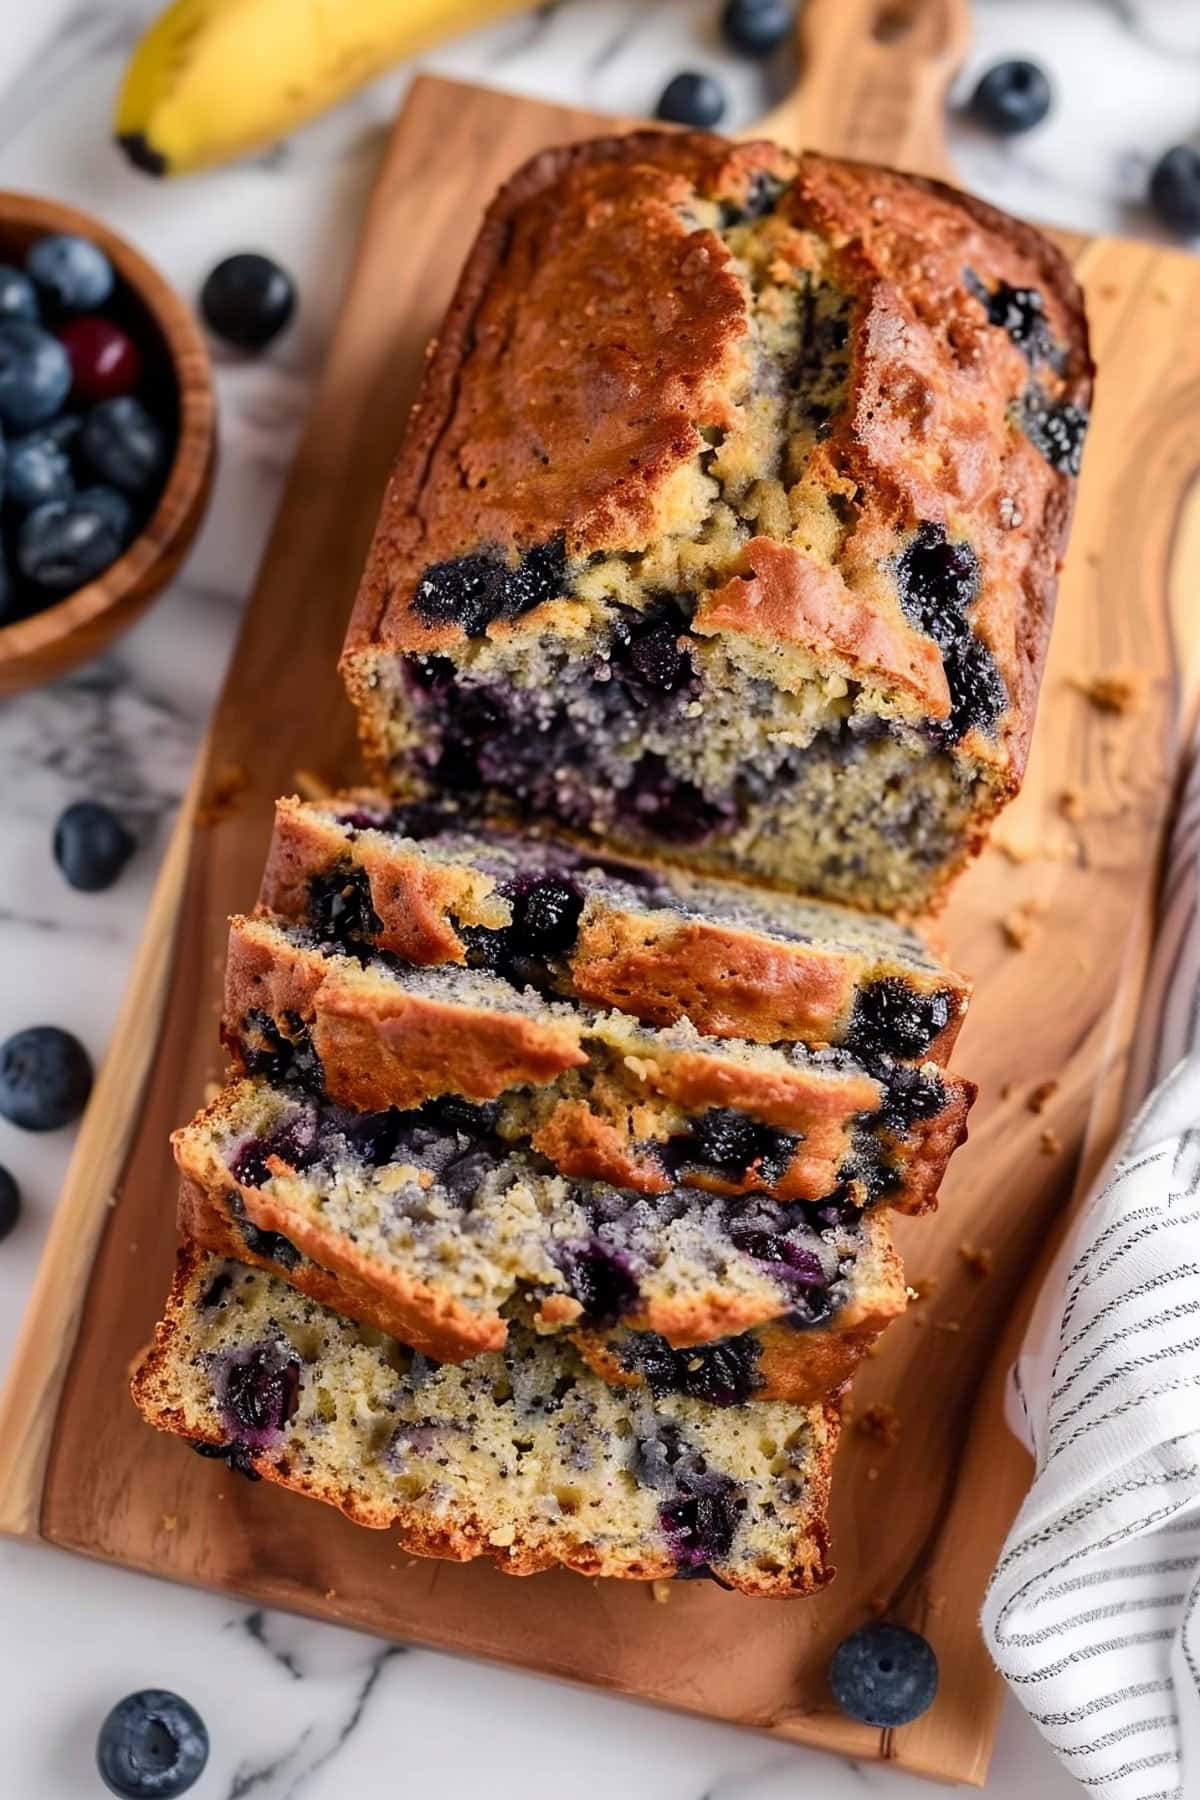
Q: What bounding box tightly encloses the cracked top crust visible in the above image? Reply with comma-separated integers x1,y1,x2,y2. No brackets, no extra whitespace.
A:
343,131,1091,774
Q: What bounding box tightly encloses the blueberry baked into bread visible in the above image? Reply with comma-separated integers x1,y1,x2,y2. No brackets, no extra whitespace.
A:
175,1074,906,1399
132,1250,839,1594
224,914,973,1212
340,135,1092,913
261,795,971,1054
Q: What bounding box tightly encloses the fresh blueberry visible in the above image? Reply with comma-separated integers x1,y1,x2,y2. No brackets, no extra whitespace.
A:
77,483,136,545
17,496,127,594
0,320,72,429
27,233,114,312
96,1689,209,1798
655,71,727,129
0,1025,93,1130
828,1622,938,1728
0,266,38,322
969,59,1052,135
6,424,74,510
79,395,168,495
53,800,136,892
721,0,794,57
0,1166,20,1241
200,251,296,350
1149,146,1200,235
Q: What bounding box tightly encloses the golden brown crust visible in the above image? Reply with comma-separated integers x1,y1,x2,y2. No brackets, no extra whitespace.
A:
340,132,1091,833
131,1246,838,1596
260,797,972,1053
177,1170,507,1361
574,1214,906,1401
222,920,970,1211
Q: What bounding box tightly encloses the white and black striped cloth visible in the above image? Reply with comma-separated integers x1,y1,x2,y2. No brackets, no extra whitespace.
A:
984,731,1200,1799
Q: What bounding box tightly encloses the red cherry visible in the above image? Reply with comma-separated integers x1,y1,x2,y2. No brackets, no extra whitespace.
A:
57,316,142,402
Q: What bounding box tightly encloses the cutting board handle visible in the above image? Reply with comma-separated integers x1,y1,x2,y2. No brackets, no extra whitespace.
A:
755,0,969,181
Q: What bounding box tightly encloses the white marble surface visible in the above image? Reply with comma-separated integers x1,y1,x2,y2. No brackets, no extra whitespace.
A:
0,2,1193,1793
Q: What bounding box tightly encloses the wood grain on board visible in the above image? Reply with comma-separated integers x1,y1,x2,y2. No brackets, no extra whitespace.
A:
2,34,1199,1792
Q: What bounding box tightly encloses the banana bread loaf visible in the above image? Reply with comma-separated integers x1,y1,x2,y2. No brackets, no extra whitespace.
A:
261,795,970,1054
176,1074,905,1393
133,1249,839,1594
340,134,1092,914
224,914,973,1212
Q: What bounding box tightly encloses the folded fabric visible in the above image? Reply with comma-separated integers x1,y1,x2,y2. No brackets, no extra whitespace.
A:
984,732,1200,1800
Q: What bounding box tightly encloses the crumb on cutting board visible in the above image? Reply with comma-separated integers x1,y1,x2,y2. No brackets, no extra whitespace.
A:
1040,1127,1063,1156
651,1580,673,1605
196,761,248,828
1029,1079,1059,1113
1060,787,1085,822
958,1244,994,1279
1073,669,1146,715
856,1402,902,1448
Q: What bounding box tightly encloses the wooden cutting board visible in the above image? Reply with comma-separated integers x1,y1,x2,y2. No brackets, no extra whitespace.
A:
3,0,1200,1784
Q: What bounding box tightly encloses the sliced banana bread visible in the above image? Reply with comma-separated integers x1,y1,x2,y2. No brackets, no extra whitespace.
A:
261,794,970,1054
133,1250,839,1595
175,1074,905,1393
340,134,1092,913
224,915,973,1212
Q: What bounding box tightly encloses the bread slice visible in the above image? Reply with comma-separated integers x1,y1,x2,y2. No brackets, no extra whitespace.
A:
339,135,1092,913
224,915,973,1213
175,1074,906,1393
132,1249,839,1595
260,795,970,1054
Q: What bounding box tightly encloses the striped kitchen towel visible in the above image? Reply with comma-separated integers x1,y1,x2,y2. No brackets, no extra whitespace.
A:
983,730,1200,1800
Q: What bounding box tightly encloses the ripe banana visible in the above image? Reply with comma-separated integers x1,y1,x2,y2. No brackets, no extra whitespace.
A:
115,0,533,178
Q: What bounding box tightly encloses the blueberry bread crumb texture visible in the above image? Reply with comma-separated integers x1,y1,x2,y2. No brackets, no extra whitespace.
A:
260,795,971,1055
340,134,1092,915
222,914,975,1214
132,1249,839,1595
174,1074,906,1392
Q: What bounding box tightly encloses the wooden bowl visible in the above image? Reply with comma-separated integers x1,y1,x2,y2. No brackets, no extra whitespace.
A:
0,192,215,697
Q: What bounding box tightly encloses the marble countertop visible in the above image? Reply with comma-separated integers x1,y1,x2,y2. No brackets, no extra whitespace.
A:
0,2,1193,1794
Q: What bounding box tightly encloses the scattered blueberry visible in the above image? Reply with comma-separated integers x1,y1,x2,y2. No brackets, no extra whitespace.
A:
6,425,74,510
0,1025,93,1131
721,0,794,57
1148,145,1200,235
969,59,1052,136
58,314,142,401
655,71,727,129
18,495,129,594
0,1166,20,1241
828,1622,938,1728
79,394,168,495
0,320,73,429
0,266,38,323
53,800,136,892
200,251,296,350
96,1689,209,1798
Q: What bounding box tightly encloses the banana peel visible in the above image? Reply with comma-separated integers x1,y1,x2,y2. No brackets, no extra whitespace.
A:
115,0,534,177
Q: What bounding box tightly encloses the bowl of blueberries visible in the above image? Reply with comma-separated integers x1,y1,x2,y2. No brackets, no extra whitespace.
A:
0,191,215,696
